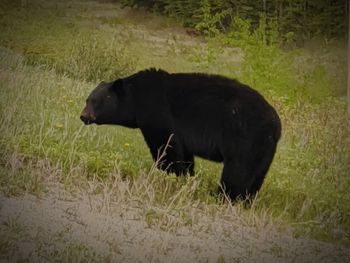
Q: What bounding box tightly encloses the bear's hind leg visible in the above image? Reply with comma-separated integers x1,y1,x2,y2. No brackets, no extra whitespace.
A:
219,159,254,201
248,134,278,197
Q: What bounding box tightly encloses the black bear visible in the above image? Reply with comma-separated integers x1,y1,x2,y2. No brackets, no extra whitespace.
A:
80,69,281,201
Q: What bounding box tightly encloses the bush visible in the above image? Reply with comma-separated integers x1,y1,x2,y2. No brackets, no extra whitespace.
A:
120,0,347,39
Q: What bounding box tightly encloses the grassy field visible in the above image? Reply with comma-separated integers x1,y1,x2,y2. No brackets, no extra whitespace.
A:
0,0,350,261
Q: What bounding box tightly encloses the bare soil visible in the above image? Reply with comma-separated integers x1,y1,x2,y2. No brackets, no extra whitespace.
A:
1,181,350,262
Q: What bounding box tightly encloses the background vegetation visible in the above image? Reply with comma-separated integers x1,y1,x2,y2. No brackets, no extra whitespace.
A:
0,0,349,253
121,0,347,40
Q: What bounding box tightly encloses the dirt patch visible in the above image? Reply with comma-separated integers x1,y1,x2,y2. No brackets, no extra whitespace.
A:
1,182,350,262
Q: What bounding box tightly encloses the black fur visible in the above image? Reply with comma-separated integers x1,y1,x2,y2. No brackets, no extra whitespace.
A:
81,69,281,201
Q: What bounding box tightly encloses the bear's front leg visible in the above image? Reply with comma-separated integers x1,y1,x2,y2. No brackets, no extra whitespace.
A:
141,128,190,176
156,136,192,176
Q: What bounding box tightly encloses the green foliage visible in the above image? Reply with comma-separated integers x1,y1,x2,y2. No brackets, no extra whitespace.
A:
195,0,231,36
120,0,347,39
189,15,343,99
225,16,298,98
258,97,350,242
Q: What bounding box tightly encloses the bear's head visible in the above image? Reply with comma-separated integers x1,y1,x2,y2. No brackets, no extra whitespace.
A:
80,79,136,128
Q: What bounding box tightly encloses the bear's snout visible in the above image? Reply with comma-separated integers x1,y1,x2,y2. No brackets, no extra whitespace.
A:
80,108,96,125
80,114,91,125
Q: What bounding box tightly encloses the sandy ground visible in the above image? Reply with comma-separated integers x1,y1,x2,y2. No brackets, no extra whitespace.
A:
1,182,350,263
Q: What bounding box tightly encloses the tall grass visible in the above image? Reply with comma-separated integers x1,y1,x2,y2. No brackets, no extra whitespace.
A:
0,1,137,82
0,0,349,245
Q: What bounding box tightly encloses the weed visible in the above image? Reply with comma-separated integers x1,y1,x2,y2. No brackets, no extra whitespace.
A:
3,217,24,235
50,243,101,263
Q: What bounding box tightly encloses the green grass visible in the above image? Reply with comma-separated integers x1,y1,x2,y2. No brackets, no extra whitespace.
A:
0,0,349,246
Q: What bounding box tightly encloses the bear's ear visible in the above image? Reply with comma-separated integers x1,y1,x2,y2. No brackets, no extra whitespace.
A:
111,79,125,96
